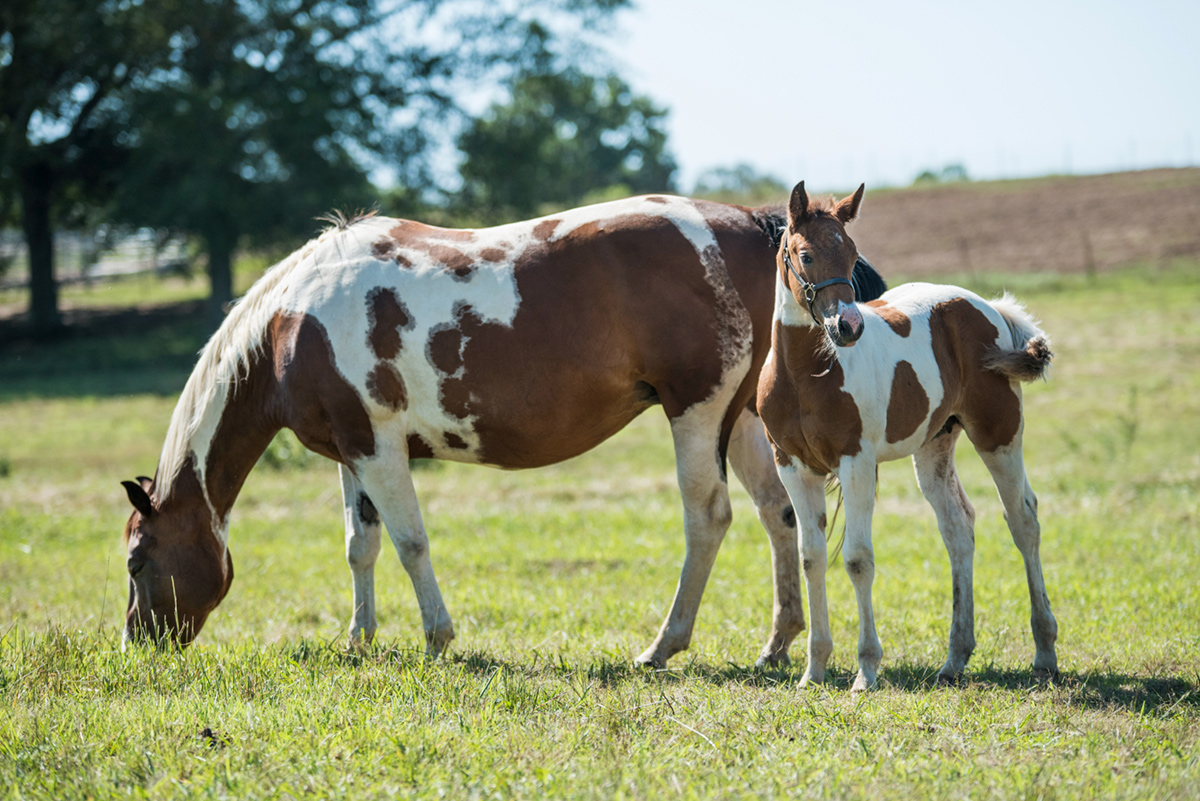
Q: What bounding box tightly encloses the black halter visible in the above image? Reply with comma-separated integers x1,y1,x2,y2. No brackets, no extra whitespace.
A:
780,229,855,323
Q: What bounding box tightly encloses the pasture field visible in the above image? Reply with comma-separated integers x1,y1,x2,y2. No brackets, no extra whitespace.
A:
1,260,1199,799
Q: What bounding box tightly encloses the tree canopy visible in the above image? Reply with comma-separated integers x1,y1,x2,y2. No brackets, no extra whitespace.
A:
1,0,633,334
456,68,675,222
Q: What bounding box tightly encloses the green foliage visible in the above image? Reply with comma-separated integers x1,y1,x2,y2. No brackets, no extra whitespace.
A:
2,262,1199,798
456,68,676,222
692,163,790,206
913,163,971,185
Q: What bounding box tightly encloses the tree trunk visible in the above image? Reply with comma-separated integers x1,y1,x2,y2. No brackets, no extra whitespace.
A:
20,161,62,338
204,228,234,331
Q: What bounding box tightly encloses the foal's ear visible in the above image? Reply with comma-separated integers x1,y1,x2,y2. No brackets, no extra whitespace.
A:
122,480,155,518
787,181,810,228
835,183,865,224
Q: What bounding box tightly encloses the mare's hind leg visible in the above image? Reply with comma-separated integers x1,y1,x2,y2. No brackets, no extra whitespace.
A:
913,427,978,683
727,409,805,667
977,437,1059,677
351,439,454,657
635,401,735,669
339,464,382,646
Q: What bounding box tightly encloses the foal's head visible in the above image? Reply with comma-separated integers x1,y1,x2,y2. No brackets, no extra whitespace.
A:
121,474,233,647
780,181,866,347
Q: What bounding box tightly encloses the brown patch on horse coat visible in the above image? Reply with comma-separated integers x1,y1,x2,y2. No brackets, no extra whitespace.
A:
866,300,912,337
757,322,863,475
646,196,669,204
407,434,434,459
428,244,475,281
925,298,1022,452
444,432,468,450
366,287,411,360
371,238,413,268
479,247,505,262
532,219,561,241
366,363,407,411
885,360,928,443
421,209,746,468
270,313,377,465
428,303,490,420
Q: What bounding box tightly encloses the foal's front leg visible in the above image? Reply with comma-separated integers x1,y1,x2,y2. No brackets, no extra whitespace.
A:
776,461,832,687
839,452,883,692
339,463,382,646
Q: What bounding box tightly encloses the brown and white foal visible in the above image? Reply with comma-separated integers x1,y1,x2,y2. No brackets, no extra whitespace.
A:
757,181,1059,690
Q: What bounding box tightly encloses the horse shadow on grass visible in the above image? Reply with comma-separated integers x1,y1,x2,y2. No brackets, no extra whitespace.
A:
278,640,1200,716
448,649,1200,715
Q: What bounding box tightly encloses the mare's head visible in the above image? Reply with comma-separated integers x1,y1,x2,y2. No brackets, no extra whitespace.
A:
780,181,866,347
121,474,233,647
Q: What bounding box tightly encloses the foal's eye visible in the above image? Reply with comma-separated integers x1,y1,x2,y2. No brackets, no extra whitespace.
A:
800,253,814,265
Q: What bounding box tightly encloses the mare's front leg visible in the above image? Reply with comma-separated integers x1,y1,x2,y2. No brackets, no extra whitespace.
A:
339,464,382,646
350,433,454,657
726,409,805,667
635,404,734,669
775,459,833,687
839,452,883,691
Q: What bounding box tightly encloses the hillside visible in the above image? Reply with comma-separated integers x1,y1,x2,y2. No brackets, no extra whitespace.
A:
847,168,1200,278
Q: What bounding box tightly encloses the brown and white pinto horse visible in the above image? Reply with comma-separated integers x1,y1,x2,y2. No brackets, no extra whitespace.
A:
120,194,886,667
757,182,1059,690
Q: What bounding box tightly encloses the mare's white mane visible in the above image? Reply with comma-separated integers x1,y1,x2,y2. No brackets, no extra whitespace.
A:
155,221,364,501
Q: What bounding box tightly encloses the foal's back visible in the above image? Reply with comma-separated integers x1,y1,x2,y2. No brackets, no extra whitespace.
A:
842,282,1034,462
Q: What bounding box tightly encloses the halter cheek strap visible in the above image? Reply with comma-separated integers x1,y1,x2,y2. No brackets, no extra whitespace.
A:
780,230,854,323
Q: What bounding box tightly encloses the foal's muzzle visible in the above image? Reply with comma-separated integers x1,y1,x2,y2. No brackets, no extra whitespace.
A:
824,302,865,348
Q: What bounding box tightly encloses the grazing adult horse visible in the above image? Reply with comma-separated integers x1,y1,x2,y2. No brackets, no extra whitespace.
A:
757,182,1059,690
120,194,886,667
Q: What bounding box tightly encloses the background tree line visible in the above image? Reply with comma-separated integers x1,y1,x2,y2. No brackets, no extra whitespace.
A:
0,0,681,336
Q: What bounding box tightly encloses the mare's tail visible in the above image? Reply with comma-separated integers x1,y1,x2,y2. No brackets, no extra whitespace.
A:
983,293,1053,382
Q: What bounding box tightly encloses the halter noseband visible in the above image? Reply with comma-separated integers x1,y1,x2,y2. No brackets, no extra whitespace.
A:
780,229,855,323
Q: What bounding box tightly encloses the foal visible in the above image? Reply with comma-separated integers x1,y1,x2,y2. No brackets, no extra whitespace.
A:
757,181,1059,690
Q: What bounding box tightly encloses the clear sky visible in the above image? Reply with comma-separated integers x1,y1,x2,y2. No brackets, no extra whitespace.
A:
608,0,1199,192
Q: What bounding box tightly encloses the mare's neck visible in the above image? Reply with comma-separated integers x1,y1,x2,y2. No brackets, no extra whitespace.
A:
166,353,282,535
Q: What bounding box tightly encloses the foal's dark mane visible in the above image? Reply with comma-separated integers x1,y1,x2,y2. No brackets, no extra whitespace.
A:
750,202,887,303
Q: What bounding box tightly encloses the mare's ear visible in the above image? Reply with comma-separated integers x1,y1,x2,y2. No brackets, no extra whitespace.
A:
787,181,810,228
835,183,865,224
136,476,153,490
122,480,155,518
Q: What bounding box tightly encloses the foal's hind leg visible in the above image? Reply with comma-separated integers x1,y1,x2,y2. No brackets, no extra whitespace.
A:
339,464,382,646
350,433,454,657
913,428,978,683
727,409,805,667
978,438,1059,677
635,402,735,669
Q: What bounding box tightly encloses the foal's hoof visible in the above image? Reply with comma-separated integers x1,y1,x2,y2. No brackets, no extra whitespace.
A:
1032,666,1062,684
851,672,878,693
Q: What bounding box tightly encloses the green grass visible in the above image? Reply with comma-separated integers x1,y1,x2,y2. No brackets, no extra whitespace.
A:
2,264,1200,798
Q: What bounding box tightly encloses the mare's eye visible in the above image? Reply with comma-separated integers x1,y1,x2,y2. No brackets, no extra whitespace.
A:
800,253,813,265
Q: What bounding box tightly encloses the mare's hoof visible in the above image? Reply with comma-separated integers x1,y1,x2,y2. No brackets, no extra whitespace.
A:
1032,666,1062,684
936,671,964,687
755,651,791,669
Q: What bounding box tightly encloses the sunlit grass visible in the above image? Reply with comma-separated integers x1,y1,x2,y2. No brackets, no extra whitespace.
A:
1,263,1199,799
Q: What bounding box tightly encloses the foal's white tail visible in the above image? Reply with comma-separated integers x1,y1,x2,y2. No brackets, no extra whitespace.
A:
984,293,1053,383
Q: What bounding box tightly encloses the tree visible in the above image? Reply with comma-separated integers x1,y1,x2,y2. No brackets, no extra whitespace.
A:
456,68,675,222
692,163,789,205
1,0,631,334
0,0,182,336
